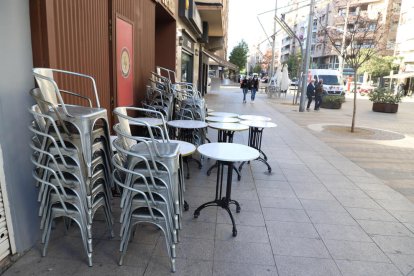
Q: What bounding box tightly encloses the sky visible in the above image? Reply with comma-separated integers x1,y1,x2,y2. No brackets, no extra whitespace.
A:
227,0,291,58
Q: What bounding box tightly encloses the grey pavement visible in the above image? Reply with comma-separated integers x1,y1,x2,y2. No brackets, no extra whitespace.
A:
4,86,414,275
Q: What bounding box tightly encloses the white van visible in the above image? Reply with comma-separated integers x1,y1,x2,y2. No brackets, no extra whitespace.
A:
309,69,344,95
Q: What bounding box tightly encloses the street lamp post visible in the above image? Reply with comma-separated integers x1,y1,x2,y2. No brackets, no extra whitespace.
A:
270,0,278,78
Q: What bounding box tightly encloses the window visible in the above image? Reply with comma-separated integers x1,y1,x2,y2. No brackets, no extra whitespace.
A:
181,52,193,83
368,23,376,31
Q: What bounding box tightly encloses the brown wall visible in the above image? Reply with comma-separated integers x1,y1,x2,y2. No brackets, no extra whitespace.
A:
155,5,177,73
30,0,111,112
30,0,176,122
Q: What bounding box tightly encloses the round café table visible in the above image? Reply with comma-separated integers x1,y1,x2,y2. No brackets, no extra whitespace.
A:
208,111,239,118
238,115,272,121
207,122,249,180
167,120,208,145
239,120,277,173
194,143,259,237
205,116,239,123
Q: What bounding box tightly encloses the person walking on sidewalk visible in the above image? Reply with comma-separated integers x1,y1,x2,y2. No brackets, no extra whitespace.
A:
314,79,324,110
241,76,248,103
251,75,259,103
306,79,315,111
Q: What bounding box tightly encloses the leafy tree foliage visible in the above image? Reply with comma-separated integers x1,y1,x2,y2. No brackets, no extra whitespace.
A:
286,53,301,78
358,54,398,80
253,64,262,74
229,40,249,72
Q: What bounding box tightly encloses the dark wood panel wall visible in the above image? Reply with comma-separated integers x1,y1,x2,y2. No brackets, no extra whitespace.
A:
30,0,111,112
30,0,176,119
155,6,177,73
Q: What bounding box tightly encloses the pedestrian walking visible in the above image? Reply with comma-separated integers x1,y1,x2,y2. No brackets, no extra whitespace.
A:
241,76,248,103
306,79,315,111
251,75,259,102
314,79,324,110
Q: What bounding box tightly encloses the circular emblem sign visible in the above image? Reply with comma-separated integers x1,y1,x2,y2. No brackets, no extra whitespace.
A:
121,47,130,78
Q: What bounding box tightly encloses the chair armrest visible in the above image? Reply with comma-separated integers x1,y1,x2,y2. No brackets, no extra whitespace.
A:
59,89,93,107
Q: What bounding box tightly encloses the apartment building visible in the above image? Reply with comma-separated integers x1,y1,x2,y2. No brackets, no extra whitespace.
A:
395,0,414,72
312,0,401,74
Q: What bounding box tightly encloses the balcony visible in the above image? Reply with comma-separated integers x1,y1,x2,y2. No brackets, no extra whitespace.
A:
196,0,225,36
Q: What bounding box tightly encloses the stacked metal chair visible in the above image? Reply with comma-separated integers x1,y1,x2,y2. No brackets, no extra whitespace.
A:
29,68,114,266
112,107,183,272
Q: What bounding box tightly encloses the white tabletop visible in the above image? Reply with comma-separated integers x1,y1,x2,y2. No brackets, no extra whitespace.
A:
167,120,208,129
207,108,214,113
168,140,196,156
240,120,277,128
208,112,239,118
205,116,240,123
156,139,196,156
208,122,249,132
238,115,272,122
129,117,164,126
197,143,259,162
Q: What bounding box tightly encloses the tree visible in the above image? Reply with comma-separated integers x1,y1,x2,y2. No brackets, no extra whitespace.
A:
286,53,301,79
320,7,386,132
358,54,398,81
229,40,249,73
253,64,262,74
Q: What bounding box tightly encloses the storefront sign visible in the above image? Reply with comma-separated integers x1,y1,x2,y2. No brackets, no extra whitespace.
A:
182,32,194,53
179,0,202,36
188,0,202,35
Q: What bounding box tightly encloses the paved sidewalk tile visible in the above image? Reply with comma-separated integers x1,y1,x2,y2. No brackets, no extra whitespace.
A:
6,88,414,275
275,255,341,276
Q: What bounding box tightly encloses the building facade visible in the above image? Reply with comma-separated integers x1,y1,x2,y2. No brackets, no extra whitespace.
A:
312,0,401,75
0,0,232,269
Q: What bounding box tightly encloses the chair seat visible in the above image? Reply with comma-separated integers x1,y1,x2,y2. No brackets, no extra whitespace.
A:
56,105,107,119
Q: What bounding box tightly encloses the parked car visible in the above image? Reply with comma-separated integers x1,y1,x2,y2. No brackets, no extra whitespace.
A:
350,82,376,95
290,77,298,86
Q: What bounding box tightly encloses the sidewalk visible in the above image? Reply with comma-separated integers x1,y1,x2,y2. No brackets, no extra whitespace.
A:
4,87,414,276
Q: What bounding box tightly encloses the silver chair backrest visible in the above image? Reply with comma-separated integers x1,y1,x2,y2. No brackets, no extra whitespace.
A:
113,107,135,150
33,68,59,107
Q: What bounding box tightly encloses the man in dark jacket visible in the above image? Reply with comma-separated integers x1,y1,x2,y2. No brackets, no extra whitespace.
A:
251,76,259,102
306,79,315,111
314,79,324,110
241,77,248,103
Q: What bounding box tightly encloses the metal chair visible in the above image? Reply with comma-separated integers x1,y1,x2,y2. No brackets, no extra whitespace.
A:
112,153,176,272
32,68,112,177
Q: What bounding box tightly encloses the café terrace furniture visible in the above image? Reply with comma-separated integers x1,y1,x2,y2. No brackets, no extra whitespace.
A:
205,116,239,123
194,143,259,237
167,119,208,146
238,114,272,122
208,111,239,118
206,122,249,181
239,120,277,173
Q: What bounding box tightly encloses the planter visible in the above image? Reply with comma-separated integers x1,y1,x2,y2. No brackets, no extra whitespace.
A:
372,103,399,113
321,102,342,109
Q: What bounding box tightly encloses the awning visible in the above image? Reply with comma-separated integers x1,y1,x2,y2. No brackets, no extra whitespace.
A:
202,49,239,71
384,72,414,79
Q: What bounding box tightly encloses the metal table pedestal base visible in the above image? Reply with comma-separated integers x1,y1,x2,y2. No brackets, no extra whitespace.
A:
194,161,240,236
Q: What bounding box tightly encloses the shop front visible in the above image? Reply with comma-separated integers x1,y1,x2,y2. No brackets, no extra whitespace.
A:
177,0,204,88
